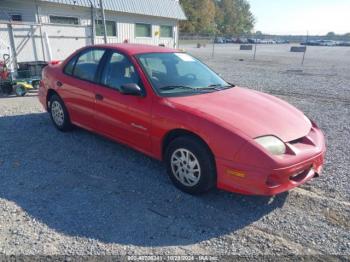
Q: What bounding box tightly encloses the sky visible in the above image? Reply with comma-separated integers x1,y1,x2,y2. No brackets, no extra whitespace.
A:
248,0,350,35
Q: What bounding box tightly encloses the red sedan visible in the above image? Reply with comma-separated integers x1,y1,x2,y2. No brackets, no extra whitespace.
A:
38,44,326,195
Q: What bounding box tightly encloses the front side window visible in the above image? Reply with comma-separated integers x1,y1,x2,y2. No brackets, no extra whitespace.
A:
135,23,151,37
160,25,173,38
95,20,117,36
137,53,231,97
73,49,105,82
50,15,79,25
101,52,141,91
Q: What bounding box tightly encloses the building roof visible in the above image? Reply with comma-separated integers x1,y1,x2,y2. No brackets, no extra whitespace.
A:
41,0,187,20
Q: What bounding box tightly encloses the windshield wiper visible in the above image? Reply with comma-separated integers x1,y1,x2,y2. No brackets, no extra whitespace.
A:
159,85,196,91
199,83,234,91
159,84,234,93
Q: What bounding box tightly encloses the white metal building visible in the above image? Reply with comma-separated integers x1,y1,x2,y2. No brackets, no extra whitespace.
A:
0,0,186,66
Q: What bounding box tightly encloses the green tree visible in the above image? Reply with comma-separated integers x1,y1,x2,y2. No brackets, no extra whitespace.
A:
215,0,254,35
179,0,254,35
179,0,216,34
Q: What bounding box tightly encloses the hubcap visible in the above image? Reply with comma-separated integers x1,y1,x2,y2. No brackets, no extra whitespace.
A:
171,148,201,187
15,85,25,96
51,101,64,126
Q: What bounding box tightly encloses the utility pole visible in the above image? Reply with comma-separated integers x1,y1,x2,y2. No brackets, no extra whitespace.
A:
302,30,308,65
88,0,95,45
212,23,217,58
212,35,215,58
35,2,46,61
99,0,107,44
253,33,258,60
7,24,18,70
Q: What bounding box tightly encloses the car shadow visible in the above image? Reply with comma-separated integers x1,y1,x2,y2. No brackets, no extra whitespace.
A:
0,113,288,247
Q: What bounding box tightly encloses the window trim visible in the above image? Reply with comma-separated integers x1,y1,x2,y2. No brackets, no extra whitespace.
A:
159,25,173,38
135,23,152,38
62,47,107,84
49,14,80,25
62,48,147,96
95,19,117,37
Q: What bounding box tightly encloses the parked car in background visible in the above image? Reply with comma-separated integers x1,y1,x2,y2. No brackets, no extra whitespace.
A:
301,40,338,46
214,37,226,44
338,41,350,46
247,38,258,44
39,44,326,196
235,37,248,44
275,39,290,44
301,40,318,46
223,37,234,43
319,40,338,46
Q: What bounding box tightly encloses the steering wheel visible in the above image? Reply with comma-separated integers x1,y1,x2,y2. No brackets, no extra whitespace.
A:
183,73,197,81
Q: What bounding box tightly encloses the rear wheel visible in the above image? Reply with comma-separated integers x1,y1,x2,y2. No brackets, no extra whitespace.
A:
49,94,72,132
32,80,40,90
14,84,27,96
165,136,216,194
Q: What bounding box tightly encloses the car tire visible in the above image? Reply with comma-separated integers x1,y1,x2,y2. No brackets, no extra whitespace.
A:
165,136,216,194
14,84,27,96
49,94,72,132
32,80,40,90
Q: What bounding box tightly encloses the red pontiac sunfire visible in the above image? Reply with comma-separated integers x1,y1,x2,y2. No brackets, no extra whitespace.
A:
39,44,326,196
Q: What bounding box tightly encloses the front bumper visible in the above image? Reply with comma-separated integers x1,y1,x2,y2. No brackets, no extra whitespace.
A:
216,127,326,196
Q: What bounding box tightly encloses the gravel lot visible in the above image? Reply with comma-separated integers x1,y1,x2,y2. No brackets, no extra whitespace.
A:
0,44,349,258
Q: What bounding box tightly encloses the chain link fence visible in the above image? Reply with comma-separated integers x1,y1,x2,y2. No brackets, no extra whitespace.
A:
178,33,350,64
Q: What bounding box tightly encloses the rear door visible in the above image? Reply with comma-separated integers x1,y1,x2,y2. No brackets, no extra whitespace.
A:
93,51,152,153
58,48,106,130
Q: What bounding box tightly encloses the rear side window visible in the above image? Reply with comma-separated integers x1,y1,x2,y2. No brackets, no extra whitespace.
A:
73,49,105,82
63,56,77,75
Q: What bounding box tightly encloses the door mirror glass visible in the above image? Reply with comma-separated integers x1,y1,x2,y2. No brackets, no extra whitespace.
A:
120,83,143,96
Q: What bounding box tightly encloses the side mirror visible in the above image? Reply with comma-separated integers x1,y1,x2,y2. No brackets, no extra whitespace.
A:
120,83,144,96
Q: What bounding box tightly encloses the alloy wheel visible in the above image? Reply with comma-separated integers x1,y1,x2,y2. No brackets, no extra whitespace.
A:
51,101,64,126
170,148,201,187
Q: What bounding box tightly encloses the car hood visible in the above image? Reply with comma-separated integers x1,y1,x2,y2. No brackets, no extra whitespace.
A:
166,87,311,142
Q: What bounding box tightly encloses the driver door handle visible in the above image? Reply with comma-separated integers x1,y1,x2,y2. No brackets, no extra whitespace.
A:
95,94,104,101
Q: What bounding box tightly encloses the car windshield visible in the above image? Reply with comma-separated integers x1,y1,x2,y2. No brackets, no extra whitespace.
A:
136,52,233,96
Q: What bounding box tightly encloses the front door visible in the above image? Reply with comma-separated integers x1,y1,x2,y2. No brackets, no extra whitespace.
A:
94,51,152,153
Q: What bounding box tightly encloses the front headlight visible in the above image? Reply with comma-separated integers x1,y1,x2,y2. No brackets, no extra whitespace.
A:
254,136,286,155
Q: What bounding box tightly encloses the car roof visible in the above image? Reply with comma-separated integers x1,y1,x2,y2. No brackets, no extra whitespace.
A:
92,43,179,56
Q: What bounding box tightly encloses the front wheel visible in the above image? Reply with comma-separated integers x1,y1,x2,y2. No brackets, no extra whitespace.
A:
165,136,216,194
49,94,72,132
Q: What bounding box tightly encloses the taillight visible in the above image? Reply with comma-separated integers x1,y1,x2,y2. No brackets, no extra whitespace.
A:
49,60,61,65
